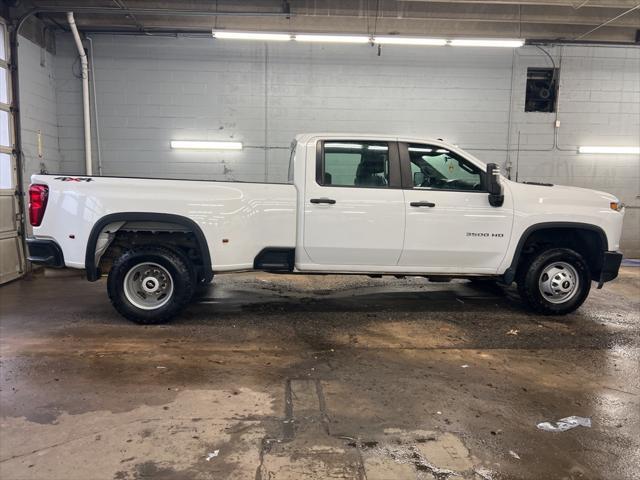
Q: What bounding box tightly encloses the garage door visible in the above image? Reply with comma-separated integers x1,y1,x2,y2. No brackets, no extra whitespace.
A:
0,20,25,284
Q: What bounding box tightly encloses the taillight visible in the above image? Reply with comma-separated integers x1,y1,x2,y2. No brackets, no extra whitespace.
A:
29,184,49,226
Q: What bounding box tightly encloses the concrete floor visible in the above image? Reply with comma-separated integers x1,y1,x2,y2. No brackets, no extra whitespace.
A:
0,268,638,480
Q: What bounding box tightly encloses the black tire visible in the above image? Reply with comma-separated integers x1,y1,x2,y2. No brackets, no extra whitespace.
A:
517,247,591,315
107,246,194,324
193,279,213,299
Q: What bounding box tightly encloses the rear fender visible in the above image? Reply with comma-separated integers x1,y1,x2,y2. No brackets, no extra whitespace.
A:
85,212,213,282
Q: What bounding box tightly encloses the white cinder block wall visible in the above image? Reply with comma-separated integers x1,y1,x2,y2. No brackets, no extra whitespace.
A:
19,34,640,255
17,37,62,188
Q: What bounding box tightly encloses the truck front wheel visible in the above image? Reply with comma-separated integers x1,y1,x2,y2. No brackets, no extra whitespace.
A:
107,246,194,324
517,248,591,315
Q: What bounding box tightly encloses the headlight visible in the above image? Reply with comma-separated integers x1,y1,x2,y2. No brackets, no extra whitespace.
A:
610,202,624,211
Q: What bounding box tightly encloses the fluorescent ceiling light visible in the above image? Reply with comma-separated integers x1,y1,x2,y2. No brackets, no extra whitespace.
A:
450,39,524,48
325,143,363,149
171,140,243,150
578,146,640,154
375,36,446,46
212,30,525,48
367,145,389,151
213,31,291,41
295,34,370,43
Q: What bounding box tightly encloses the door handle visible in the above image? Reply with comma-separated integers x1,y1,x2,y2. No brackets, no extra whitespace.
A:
410,201,436,208
310,198,336,205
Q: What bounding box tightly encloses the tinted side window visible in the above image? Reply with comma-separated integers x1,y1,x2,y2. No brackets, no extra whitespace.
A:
321,142,390,188
408,144,482,191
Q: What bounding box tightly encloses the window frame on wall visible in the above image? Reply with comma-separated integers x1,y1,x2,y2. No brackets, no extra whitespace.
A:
315,140,402,189
0,19,15,190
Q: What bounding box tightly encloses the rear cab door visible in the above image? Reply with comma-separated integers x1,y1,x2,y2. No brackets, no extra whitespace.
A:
299,137,405,269
398,141,513,273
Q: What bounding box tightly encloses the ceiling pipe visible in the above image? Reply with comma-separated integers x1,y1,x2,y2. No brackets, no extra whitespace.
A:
20,6,291,19
526,38,639,46
67,12,92,176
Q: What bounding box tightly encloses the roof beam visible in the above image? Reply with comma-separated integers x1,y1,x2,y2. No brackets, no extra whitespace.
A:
15,0,640,44
400,0,640,7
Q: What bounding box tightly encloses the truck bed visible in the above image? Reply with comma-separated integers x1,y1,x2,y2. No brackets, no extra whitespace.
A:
30,175,297,271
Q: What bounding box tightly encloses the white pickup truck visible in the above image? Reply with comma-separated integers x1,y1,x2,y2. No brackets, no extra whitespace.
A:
26,133,624,323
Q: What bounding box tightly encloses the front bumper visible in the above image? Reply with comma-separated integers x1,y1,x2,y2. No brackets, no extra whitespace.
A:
597,251,623,288
26,238,65,268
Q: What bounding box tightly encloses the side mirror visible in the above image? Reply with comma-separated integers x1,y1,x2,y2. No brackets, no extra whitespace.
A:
486,163,504,207
413,171,425,186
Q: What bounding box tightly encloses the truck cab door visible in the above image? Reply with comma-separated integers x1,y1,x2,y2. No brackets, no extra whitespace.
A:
302,140,405,268
398,143,513,273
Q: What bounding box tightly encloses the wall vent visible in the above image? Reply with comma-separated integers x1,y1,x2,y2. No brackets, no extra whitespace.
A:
525,67,559,113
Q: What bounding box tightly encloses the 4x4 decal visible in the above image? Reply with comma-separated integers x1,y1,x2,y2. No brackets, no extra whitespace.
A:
54,176,93,182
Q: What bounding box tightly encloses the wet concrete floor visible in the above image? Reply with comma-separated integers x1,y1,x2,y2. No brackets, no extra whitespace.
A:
0,268,638,480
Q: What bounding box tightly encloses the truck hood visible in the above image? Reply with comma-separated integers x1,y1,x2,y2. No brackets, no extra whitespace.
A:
505,180,619,208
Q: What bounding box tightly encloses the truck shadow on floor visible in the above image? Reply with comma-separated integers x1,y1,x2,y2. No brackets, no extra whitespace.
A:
195,280,523,314
182,280,633,353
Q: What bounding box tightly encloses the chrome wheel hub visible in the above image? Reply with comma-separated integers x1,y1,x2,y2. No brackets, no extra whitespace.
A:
123,262,174,310
538,262,579,304
141,276,160,293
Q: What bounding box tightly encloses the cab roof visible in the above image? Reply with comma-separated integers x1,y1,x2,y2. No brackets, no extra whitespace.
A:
294,133,452,146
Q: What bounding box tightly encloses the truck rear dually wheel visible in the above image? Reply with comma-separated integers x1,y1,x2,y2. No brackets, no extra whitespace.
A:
107,246,194,324
517,248,591,315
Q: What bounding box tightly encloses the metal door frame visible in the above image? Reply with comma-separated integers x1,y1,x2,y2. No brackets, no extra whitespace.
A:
0,17,25,283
